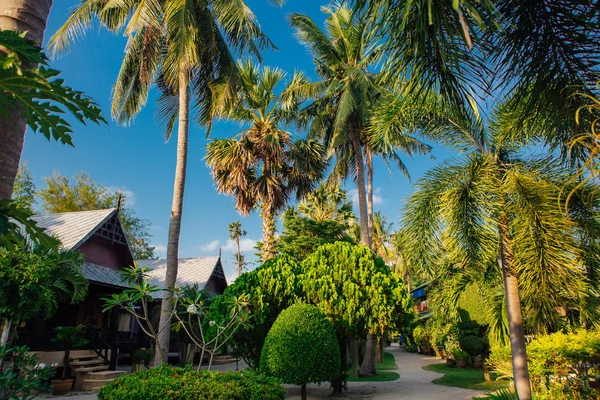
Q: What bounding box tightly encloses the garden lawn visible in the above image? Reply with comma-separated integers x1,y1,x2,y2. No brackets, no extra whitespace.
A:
423,363,509,391
347,352,399,382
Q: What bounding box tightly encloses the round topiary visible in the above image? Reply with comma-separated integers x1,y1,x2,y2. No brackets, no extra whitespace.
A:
260,303,340,400
459,335,485,357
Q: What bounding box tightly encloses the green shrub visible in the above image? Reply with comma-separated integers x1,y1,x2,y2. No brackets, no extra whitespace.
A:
260,303,340,396
460,335,485,357
489,330,600,399
406,343,419,353
413,324,432,353
97,365,285,400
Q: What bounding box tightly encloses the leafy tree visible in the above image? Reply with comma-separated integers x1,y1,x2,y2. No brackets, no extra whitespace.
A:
260,304,340,400
297,183,355,225
0,236,88,347
206,61,326,261
11,161,35,212
229,221,247,277
402,102,600,399
0,29,106,202
301,242,411,389
276,208,355,261
209,255,302,368
37,171,155,260
50,0,276,366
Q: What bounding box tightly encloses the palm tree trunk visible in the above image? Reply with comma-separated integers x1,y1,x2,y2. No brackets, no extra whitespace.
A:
352,129,376,376
154,68,190,366
498,215,532,400
261,207,276,261
366,144,374,246
236,237,242,277
0,0,53,201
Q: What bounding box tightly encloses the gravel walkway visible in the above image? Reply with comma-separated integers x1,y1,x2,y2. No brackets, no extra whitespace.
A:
42,345,484,400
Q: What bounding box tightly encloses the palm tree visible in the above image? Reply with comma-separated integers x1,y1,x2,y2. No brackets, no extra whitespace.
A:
0,0,53,201
401,101,600,400
228,221,247,277
371,211,393,263
49,0,274,366
206,61,326,261
297,183,355,226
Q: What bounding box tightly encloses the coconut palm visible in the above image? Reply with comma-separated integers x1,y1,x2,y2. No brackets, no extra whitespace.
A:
297,183,355,225
228,221,247,277
49,0,274,366
206,61,326,261
401,101,600,399
371,211,394,263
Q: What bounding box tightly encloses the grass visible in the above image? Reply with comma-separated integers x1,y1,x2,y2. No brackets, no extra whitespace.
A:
347,351,399,382
423,363,510,392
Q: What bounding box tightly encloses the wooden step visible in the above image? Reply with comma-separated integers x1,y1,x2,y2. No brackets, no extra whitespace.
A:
75,365,108,373
81,371,125,391
70,358,106,367
69,350,98,360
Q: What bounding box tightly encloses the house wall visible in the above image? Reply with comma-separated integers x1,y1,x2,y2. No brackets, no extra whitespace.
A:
79,235,124,270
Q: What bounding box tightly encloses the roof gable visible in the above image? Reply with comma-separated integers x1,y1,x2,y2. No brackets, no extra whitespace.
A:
32,209,117,250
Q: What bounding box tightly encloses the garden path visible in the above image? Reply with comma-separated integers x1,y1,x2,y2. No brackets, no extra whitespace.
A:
285,344,485,400
41,345,484,400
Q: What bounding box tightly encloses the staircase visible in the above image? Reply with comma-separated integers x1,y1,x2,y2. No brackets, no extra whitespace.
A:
70,350,125,392
210,354,236,365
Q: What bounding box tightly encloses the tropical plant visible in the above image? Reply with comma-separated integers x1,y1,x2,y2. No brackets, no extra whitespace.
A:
51,325,89,381
402,101,600,399
297,183,355,225
206,61,326,261
0,345,53,400
0,236,87,347
11,161,35,212
0,29,106,201
260,304,341,400
229,221,247,277
49,0,276,366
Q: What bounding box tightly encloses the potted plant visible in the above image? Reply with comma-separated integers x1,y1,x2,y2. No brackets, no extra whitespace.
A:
453,349,469,368
50,325,88,395
472,355,483,369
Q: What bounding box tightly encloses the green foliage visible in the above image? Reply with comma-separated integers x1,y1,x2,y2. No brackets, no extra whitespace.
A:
457,288,490,326
490,330,600,399
0,346,53,400
0,200,53,248
0,241,87,325
412,324,431,352
52,325,89,380
260,304,340,387
38,171,155,259
211,255,302,368
12,161,35,213
98,365,285,400
132,348,153,366
406,343,418,353
276,208,355,260
0,30,105,145
459,335,485,357
301,242,411,337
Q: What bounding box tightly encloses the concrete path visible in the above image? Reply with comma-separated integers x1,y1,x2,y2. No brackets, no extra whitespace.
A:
285,344,485,400
42,345,484,399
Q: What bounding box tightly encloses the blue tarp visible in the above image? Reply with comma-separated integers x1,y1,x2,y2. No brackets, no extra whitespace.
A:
411,287,426,298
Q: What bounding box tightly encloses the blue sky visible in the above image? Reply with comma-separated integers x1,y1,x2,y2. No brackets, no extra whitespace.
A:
23,0,454,282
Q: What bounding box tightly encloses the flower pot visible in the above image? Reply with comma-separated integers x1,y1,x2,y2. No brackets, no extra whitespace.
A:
51,378,73,395
456,360,467,368
472,361,483,369
446,358,455,367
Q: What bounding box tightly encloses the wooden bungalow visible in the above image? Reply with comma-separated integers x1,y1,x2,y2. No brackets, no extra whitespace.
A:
17,208,228,369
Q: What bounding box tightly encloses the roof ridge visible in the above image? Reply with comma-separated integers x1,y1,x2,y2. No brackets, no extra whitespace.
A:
33,208,117,217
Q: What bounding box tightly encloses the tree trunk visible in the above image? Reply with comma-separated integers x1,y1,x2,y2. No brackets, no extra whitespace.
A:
351,129,371,248
0,319,11,348
349,335,359,377
300,383,307,400
376,335,384,363
498,216,532,400
0,0,53,201
154,69,190,366
359,334,377,376
261,207,276,261
366,144,374,246
331,336,347,395
236,237,242,277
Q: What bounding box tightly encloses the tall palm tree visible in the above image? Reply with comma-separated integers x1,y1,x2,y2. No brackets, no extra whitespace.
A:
401,101,600,400
297,183,355,225
206,61,326,261
49,0,274,366
371,211,393,263
228,221,247,277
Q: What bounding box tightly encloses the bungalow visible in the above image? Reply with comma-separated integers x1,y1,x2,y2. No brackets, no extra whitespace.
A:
17,208,227,369
410,282,432,320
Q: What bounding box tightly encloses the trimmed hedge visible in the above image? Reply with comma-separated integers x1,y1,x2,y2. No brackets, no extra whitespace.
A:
260,303,340,387
459,335,485,357
97,365,285,400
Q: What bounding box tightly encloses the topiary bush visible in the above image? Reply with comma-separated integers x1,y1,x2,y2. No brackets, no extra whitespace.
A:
459,335,485,357
260,303,340,400
97,365,285,400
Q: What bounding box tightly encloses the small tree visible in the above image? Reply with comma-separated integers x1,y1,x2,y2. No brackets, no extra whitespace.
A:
260,304,340,400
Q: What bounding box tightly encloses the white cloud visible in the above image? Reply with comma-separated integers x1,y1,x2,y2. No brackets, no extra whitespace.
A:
222,238,257,253
348,187,383,206
226,271,238,285
200,240,220,252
